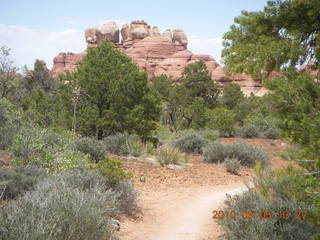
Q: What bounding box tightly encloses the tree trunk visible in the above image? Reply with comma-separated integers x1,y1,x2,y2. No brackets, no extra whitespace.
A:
97,129,103,140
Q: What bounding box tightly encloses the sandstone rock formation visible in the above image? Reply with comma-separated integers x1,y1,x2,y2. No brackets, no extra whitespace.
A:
85,21,119,45
50,51,86,78
50,20,265,96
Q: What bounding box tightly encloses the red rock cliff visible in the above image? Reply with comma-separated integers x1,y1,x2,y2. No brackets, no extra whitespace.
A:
50,20,267,96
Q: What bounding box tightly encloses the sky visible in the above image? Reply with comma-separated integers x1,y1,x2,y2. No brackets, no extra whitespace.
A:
0,0,268,70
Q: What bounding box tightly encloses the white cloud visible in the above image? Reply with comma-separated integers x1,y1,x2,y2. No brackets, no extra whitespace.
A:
188,36,223,65
0,24,86,70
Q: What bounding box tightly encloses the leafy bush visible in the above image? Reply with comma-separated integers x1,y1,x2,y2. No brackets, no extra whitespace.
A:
104,133,130,155
175,133,207,154
11,126,47,163
224,158,241,174
219,190,316,240
156,147,187,166
206,107,236,137
203,141,269,166
0,166,47,200
95,157,131,187
11,127,90,172
0,172,118,240
220,83,245,109
73,137,106,162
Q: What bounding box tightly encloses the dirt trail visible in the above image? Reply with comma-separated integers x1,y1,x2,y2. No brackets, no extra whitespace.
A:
118,138,289,240
118,183,247,240
150,184,246,240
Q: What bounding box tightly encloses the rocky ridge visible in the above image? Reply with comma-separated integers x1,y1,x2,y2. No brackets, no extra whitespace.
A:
50,20,267,96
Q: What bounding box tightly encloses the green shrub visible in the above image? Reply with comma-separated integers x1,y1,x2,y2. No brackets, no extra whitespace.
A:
219,189,316,240
263,127,280,139
145,142,156,155
236,124,260,138
0,173,118,240
236,115,281,139
73,137,106,162
104,133,130,155
43,132,66,147
203,141,269,166
95,157,131,187
0,166,47,200
0,98,22,150
175,133,207,154
126,135,145,157
12,126,47,163
219,165,320,239
279,147,305,162
197,129,219,141
47,168,137,216
11,127,90,172
206,108,236,137
156,147,187,166
104,133,145,157
202,141,225,163
49,150,91,173
223,158,241,174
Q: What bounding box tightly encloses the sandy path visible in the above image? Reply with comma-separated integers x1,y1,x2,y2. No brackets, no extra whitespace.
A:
118,138,288,240
118,183,247,240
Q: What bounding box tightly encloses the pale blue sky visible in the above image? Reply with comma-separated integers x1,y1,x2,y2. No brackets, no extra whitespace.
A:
0,0,268,69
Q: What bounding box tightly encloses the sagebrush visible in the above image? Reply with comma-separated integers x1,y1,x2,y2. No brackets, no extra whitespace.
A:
0,170,119,240
223,158,241,174
73,137,106,162
203,141,269,166
175,133,207,154
0,166,47,200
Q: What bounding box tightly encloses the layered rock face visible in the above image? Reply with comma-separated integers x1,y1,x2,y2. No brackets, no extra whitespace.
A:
51,20,265,96
51,51,86,78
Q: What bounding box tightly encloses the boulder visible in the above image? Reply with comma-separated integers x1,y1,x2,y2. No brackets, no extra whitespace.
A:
85,28,102,44
121,23,131,42
172,29,188,47
85,22,119,44
130,20,150,40
99,22,119,43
